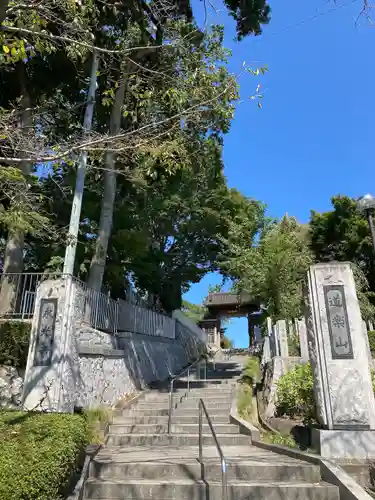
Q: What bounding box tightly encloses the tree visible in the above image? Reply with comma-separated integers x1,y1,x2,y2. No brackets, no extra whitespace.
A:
181,300,206,323
0,0,269,314
226,215,313,320
309,195,375,320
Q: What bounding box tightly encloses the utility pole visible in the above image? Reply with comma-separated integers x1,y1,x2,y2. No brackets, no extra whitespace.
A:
63,50,99,275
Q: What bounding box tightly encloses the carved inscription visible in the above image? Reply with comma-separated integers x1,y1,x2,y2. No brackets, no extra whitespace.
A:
33,298,58,367
324,285,354,360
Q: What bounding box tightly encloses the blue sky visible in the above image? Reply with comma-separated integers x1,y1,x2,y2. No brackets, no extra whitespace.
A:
184,0,375,347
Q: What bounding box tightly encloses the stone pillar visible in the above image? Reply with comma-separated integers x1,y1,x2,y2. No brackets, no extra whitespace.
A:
22,277,81,412
247,314,255,351
363,321,372,366
215,326,221,349
306,262,375,459
262,336,271,366
276,320,288,357
268,318,279,357
296,318,309,360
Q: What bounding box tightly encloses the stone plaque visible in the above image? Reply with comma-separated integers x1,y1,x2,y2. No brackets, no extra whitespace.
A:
33,298,58,367
324,285,353,360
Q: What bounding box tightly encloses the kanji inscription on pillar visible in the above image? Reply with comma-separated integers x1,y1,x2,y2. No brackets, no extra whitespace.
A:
324,285,354,360
33,298,58,367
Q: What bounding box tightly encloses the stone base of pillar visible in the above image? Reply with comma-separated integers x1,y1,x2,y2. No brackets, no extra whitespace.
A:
312,428,375,459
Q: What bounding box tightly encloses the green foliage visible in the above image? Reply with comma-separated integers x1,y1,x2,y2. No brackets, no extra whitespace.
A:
368,331,375,355
226,215,313,319
181,300,206,324
287,324,300,357
0,321,31,369
0,411,88,500
241,356,261,385
309,196,375,320
260,429,297,448
221,335,233,349
237,383,254,421
223,0,271,39
276,362,316,424
84,407,112,444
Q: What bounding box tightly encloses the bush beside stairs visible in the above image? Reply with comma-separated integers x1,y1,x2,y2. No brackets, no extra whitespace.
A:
83,360,339,500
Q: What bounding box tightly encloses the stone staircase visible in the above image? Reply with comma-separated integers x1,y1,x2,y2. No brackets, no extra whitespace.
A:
83,361,340,500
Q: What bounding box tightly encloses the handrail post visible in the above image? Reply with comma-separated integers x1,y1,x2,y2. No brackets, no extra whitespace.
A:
199,398,228,500
188,367,190,392
221,458,228,500
168,379,173,434
198,400,203,465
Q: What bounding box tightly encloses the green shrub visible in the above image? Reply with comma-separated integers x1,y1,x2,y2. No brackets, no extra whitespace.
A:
287,333,300,357
276,362,316,424
237,383,253,421
0,411,89,500
241,356,261,385
0,321,31,368
368,331,375,355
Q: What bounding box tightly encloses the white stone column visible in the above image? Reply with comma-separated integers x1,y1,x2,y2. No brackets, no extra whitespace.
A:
268,318,278,357
296,318,309,360
276,320,289,357
306,262,375,459
22,277,81,412
262,336,271,366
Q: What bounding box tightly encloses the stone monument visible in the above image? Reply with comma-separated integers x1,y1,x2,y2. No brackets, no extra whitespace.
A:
306,262,375,459
276,320,289,357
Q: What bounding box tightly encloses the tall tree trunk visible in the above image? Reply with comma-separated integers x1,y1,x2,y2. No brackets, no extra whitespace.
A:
0,64,32,314
87,75,127,291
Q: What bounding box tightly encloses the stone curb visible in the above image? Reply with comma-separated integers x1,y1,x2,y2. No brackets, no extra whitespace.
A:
251,440,373,500
232,397,373,500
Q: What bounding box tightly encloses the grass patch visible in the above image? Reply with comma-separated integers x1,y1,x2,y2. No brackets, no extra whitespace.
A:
0,410,89,500
241,356,261,386
260,429,297,448
85,406,112,444
238,383,254,421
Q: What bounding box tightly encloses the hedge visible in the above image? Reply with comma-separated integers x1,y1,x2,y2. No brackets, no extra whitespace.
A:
0,411,89,500
0,321,31,368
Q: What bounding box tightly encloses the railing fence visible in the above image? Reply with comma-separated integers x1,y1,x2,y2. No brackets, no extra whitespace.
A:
0,272,176,339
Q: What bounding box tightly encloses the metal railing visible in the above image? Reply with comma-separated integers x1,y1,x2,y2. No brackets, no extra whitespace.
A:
199,399,228,500
0,272,62,318
167,357,204,434
72,277,119,334
0,272,177,338
117,298,175,339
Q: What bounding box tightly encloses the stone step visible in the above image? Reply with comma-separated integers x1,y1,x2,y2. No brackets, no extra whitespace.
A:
105,433,250,447
108,423,239,435
122,407,230,417
112,415,230,424
135,401,230,411
90,458,321,483
177,401,231,410
143,392,232,402
84,478,339,500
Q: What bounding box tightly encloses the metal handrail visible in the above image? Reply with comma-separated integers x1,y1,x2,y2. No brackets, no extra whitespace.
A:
167,357,203,434
199,399,228,500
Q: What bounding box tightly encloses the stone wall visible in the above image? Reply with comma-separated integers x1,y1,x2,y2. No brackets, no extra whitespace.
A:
75,320,206,408
262,356,306,418
22,277,207,412
0,366,24,409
